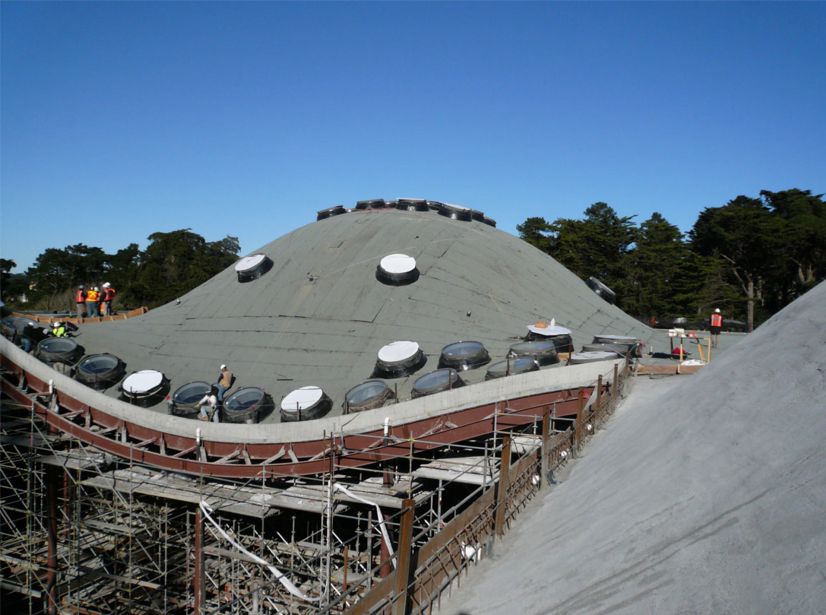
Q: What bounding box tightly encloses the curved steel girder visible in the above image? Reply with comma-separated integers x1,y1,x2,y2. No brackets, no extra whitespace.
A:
1,359,590,478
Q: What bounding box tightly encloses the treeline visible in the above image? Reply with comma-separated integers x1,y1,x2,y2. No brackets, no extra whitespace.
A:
517,188,826,330
1,229,241,311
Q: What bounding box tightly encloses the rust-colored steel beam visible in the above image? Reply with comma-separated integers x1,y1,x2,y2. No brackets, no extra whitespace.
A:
1,356,593,479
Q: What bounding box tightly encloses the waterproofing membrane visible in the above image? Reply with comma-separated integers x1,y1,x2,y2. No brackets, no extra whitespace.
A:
70,209,657,418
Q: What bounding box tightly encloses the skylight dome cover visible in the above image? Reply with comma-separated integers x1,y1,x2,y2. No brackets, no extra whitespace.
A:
35,337,82,365
377,254,419,285
438,341,491,371
168,381,211,418
485,356,539,380
344,380,394,413
526,319,574,352
120,370,168,406
411,368,464,398
224,387,272,423
568,351,618,364
280,386,332,422
508,340,560,366
374,341,427,377
75,353,126,390
235,254,273,283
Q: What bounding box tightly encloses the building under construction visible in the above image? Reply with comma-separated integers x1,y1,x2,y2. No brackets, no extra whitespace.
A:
1,200,649,613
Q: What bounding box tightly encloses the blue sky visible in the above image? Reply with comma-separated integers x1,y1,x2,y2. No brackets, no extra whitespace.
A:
2,2,824,271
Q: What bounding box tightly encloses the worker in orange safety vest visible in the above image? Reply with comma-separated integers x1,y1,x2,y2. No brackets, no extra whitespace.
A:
101,282,116,316
86,287,100,318
710,308,723,348
75,286,87,320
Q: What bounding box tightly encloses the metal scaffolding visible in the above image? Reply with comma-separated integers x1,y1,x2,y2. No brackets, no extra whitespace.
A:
1,360,628,615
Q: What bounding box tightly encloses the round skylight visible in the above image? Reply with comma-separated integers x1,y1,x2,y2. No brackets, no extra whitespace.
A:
438,341,491,371
485,356,539,380
411,368,464,398
344,380,394,413
75,353,125,390
169,381,211,418
36,337,82,365
374,341,427,378
377,254,419,285
224,387,271,424
122,370,165,395
508,340,560,366
280,386,332,421
234,254,273,283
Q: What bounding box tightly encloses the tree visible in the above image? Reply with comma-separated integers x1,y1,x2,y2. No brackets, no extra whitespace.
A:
690,196,784,331
516,217,554,254
547,203,637,301
1,258,29,306
625,212,693,319
759,189,826,310
135,229,240,307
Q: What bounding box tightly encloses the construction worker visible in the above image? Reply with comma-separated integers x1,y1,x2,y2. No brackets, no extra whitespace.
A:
86,286,100,318
197,385,220,422
215,364,234,403
75,286,87,320
710,308,723,348
101,282,116,316
51,321,68,338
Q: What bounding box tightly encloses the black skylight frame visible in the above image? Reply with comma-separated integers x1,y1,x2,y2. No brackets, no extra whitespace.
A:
438,341,491,371
355,199,387,210
508,340,560,366
317,205,347,221
373,346,427,378
396,198,429,212
35,337,83,365
525,330,574,353
223,387,273,424
280,389,333,422
485,356,539,380
343,380,395,413
236,254,274,283
74,353,126,390
168,381,212,418
437,204,472,221
119,370,170,407
411,368,465,398
586,276,617,305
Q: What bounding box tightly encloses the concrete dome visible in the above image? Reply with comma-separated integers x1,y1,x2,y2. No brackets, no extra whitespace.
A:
76,208,653,418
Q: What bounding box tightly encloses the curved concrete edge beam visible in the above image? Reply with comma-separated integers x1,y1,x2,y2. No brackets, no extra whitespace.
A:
2,337,620,444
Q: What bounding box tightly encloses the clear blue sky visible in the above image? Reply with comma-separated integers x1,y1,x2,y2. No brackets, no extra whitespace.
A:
2,1,824,272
